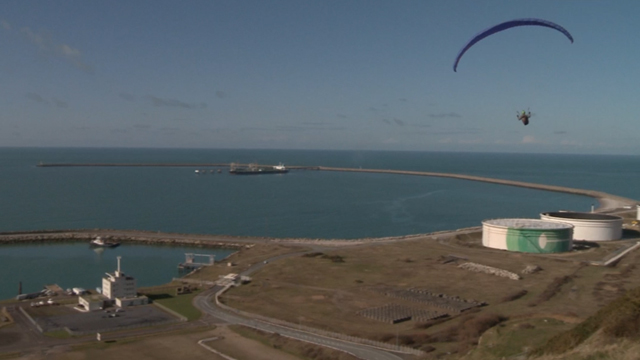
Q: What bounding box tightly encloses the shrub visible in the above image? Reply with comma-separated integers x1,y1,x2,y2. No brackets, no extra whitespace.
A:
531,287,640,356
321,254,345,263
413,316,451,330
500,289,528,303
302,252,324,258
457,313,508,343
528,276,571,307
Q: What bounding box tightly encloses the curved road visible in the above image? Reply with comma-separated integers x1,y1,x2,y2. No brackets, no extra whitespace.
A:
193,250,406,360
193,286,403,360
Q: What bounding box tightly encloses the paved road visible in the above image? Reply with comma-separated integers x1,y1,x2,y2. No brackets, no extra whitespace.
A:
191,247,410,360
193,287,403,360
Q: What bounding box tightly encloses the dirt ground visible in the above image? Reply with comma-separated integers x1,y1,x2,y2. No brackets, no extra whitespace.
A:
186,243,310,281
10,325,304,360
220,229,640,355
4,217,640,359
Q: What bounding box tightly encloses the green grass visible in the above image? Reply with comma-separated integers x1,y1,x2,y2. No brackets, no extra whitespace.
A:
468,318,572,359
44,330,72,339
228,324,275,348
69,326,212,352
228,325,359,360
146,290,203,321
531,286,640,357
0,352,21,359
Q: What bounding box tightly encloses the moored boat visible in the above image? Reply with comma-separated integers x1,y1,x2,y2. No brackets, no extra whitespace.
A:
90,236,120,248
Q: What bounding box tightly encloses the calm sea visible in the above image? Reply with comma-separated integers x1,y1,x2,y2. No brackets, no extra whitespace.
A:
0,243,235,301
1,148,639,300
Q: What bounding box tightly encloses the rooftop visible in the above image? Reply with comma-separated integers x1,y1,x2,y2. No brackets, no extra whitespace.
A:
483,218,573,229
541,211,623,221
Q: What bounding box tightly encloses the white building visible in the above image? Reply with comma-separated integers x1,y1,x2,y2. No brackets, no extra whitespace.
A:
101,256,148,307
78,295,104,312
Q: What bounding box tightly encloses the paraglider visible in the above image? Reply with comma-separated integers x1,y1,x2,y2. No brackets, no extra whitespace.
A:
453,18,573,72
517,110,532,126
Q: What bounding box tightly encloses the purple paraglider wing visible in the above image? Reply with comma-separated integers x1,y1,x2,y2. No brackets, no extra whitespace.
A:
453,18,573,72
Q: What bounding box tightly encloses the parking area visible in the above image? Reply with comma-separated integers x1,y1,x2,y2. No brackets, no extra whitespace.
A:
32,304,177,333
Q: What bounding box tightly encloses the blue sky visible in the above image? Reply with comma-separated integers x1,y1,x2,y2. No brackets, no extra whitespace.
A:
2,1,639,154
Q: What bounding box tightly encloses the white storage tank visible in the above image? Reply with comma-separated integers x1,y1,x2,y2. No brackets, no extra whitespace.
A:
637,204,640,221
540,211,622,241
482,219,573,253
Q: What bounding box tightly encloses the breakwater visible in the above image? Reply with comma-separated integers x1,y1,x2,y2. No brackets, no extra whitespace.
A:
316,166,637,210
36,163,230,167
0,229,253,249
35,162,637,210
36,162,321,170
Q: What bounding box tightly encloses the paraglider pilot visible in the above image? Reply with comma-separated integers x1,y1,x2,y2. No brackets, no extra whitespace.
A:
517,110,531,126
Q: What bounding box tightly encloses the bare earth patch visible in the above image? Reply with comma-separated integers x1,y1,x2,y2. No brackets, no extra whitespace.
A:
220,231,640,356
13,326,305,360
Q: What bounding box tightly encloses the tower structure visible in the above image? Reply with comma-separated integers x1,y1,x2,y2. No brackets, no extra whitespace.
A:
102,256,137,300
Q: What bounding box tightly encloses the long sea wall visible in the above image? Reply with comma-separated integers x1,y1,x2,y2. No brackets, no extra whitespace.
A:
317,166,637,210
0,229,252,249
35,162,637,210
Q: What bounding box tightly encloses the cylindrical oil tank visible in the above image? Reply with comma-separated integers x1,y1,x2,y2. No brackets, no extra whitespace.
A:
540,211,622,241
637,205,640,221
482,219,573,253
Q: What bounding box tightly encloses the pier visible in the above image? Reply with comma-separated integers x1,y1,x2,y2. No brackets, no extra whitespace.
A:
178,253,215,271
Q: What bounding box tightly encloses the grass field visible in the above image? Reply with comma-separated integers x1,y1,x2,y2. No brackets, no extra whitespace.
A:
29,325,337,360
228,325,360,360
44,330,72,339
140,288,203,321
4,222,640,359
218,231,640,358
185,243,308,282
0,352,21,360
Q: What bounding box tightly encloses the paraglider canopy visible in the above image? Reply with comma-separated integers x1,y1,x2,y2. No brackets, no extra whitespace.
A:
453,18,573,72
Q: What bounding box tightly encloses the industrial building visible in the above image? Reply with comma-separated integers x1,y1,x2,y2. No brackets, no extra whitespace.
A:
482,218,573,253
77,256,148,311
540,211,623,241
102,256,148,307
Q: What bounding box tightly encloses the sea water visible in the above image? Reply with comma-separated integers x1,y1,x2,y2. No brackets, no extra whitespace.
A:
0,243,235,301
1,148,639,300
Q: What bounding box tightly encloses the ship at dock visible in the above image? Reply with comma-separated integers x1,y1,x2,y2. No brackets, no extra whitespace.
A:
229,163,288,175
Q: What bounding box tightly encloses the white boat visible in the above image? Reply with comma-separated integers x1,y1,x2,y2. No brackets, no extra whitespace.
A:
90,236,120,248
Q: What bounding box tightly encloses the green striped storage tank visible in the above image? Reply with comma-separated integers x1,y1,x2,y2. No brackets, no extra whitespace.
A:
482,219,573,253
